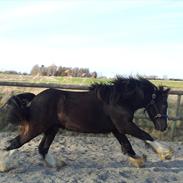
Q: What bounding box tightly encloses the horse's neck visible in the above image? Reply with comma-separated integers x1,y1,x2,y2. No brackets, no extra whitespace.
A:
141,87,153,107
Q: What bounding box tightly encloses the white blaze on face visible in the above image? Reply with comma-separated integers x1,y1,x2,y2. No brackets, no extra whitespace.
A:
0,150,16,172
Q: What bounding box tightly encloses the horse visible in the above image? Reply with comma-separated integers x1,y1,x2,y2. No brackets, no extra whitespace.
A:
0,76,173,171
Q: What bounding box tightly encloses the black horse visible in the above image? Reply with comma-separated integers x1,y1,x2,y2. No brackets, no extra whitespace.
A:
0,76,173,170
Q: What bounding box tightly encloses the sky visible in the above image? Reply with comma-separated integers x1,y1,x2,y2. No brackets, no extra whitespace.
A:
0,0,183,78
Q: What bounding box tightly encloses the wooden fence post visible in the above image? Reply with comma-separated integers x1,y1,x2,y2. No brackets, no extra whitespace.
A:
171,95,181,140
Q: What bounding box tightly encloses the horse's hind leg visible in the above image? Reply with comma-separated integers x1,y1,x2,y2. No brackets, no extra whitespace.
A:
113,130,136,157
5,124,42,151
0,124,42,172
38,126,63,168
112,130,145,168
38,126,58,167
5,135,24,150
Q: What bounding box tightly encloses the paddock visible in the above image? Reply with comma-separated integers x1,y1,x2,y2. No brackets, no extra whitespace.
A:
0,132,183,183
0,81,183,183
0,81,183,139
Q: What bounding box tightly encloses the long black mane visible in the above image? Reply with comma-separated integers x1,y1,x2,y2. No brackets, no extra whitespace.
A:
90,76,157,108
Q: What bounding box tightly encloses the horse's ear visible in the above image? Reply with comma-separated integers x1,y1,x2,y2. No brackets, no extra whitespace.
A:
159,86,170,96
165,88,170,93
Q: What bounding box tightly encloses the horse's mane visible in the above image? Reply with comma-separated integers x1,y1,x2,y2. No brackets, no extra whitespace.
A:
90,76,156,104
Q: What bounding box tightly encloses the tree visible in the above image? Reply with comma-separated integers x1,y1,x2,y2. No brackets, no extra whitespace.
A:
30,64,40,75
47,64,57,76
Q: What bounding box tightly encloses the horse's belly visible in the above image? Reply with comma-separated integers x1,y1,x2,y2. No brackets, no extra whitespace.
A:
57,102,114,133
60,116,113,133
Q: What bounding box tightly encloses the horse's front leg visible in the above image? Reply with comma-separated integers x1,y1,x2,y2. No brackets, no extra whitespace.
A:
126,121,173,160
112,130,145,168
145,140,173,160
109,107,146,167
38,126,65,168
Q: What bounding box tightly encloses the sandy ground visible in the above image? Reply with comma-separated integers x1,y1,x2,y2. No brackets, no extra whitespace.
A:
0,132,183,183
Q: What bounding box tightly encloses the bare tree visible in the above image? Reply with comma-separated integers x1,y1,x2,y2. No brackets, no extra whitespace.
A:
47,64,57,76
30,64,40,75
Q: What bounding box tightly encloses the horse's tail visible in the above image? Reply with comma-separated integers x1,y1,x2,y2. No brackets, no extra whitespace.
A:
2,93,35,125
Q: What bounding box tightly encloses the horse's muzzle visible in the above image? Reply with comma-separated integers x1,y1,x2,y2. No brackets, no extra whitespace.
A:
154,118,168,132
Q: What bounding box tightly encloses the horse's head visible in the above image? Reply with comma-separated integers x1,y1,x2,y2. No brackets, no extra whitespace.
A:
145,87,170,132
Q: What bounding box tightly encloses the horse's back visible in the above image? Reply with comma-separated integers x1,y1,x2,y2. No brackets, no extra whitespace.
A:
29,88,114,133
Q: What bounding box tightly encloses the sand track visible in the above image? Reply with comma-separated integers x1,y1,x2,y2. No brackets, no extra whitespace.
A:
0,132,183,183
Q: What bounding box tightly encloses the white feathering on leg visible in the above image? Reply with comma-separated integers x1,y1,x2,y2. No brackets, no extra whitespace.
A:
146,140,164,151
146,140,173,160
0,150,17,172
44,152,57,168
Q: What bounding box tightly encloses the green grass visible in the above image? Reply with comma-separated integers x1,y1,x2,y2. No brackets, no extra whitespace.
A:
54,76,107,85
1,73,183,89
151,80,183,89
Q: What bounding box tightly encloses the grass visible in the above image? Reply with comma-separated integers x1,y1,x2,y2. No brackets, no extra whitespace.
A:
152,80,183,89
1,73,183,89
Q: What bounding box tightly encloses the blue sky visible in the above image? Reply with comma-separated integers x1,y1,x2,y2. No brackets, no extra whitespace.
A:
0,0,183,78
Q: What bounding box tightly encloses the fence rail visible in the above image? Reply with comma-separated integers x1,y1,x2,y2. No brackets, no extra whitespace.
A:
0,81,182,139
0,81,183,93
0,81,90,90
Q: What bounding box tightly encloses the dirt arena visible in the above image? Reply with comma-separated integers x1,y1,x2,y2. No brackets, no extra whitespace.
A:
0,132,183,183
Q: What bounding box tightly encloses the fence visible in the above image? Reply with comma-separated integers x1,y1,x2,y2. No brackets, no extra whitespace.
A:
0,81,182,139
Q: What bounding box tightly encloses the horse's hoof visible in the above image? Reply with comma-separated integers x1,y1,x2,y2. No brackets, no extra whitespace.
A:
0,150,14,172
56,159,67,170
146,140,173,160
44,152,66,169
0,161,13,172
158,147,173,160
44,158,66,169
0,160,8,172
128,155,145,168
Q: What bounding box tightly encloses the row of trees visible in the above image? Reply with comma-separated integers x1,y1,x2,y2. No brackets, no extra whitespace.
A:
30,64,97,78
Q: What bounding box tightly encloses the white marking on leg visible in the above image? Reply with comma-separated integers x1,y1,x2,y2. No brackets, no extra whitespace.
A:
128,155,145,168
146,140,167,152
44,152,57,168
0,150,17,172
146,140,173,160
